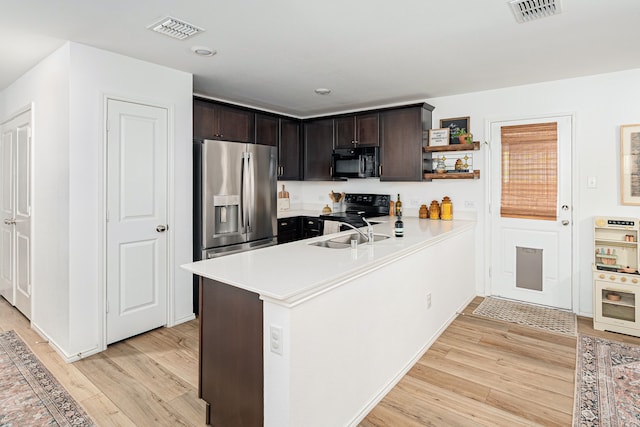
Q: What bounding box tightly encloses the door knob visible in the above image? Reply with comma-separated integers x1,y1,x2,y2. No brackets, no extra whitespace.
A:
3,218,16,225
156,225,167,232
561,220,569,226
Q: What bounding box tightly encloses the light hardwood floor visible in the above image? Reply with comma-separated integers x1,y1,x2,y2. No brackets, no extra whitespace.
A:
2,296,640,426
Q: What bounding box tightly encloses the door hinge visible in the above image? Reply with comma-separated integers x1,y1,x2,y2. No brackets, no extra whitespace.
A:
106,209,109,222
488,267,492,278
106,120,110,133
106,299,109,314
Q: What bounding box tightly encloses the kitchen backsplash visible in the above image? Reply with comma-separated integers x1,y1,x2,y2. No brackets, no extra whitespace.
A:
278,180,480,220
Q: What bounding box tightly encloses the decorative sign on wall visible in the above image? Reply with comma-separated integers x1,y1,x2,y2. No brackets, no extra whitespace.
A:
621,124,640,205
428,128,450,147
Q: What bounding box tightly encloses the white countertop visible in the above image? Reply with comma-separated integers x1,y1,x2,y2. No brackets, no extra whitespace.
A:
277,209,322,219
182,217,475,307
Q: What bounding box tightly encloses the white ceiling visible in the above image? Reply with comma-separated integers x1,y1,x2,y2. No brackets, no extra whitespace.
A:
2,0,639,117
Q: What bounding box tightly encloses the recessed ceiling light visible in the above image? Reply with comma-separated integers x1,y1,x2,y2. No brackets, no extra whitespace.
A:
191,46,216,57
315,88,331,95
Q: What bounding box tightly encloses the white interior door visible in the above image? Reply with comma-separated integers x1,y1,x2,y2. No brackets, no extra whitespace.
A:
0,110,32,319
490,115,572,309
106,99,168,344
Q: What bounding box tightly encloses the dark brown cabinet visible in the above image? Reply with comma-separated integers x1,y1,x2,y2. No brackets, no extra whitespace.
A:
379,104,434,181
302,216,322,238
277,217,301,244
255,113,278,146
199,278,263,426
193,98,254,143
277,216,322,243
278,118,302,180
335,113,379,148
304,118,334,180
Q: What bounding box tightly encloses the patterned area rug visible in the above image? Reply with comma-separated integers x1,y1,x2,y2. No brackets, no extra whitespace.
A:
0,330,94,426
574,335,640,426
472,296,577,336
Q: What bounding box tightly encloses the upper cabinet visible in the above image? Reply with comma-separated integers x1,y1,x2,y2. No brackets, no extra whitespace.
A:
379,103,434,181
334,113,379,148
278,118,302,180
193,98,255,143
304,118,334,181
255,113,279,146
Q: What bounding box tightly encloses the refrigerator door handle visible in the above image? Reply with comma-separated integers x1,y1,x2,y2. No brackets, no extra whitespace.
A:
241,151,249,232
248,151,255,233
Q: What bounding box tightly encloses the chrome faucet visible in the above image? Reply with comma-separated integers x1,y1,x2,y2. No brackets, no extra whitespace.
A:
360,214,374,244
338,222,370,243
338,213,375,244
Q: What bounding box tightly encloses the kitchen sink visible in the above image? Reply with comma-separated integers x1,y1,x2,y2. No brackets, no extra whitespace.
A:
308,233,391,249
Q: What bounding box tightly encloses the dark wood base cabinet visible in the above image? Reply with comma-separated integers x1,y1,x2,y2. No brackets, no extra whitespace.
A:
199,278,263,426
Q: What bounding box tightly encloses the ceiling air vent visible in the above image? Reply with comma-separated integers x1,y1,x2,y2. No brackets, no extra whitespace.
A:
148,16,204,40
509,0,561,23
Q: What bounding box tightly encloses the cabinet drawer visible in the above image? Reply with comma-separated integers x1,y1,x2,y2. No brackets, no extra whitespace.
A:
278,218,299,232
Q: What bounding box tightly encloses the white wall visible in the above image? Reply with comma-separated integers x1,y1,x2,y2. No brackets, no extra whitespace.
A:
281,67,640,316
0,44,72,351
0,42,193,359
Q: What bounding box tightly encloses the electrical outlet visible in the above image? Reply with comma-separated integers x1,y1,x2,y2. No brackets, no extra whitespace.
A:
270,325,283,355
464,200,476,209
426,293,432,309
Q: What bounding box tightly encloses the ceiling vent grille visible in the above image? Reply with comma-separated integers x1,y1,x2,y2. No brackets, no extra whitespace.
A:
509,0,561,23
148,16,204,40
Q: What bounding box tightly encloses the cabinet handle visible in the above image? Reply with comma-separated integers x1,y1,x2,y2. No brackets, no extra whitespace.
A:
281,222,287,226
599,274,605,279
610,275,616,281
621,277,627,282
633,278,638,284
378,165,382,176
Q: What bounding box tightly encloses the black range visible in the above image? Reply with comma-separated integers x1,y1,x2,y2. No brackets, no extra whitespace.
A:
320,193,390,228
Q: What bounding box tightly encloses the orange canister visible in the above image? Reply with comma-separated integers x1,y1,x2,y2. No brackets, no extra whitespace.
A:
441,196,453,220
419,204,428,219
429,200,440,220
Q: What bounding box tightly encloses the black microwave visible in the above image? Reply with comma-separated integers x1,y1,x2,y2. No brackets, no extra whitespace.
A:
331,147,379,178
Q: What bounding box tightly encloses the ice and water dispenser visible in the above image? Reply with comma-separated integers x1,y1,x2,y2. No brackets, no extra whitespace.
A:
213,194,240,236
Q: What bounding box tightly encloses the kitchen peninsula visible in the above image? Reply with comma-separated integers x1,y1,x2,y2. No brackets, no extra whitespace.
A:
182,217,477,426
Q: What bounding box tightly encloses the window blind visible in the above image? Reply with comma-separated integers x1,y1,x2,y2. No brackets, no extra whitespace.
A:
501,122,558,221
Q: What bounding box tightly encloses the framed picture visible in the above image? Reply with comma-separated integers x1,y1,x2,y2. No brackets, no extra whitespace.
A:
621,124,640,205
428,128,450,147
440,116,470,144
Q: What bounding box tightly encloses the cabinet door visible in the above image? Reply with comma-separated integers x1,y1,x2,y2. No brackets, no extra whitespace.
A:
279,118,302,180
334,113,379,148
302,217,322,238
380,107,423,181
335,117,356,148
356,113,379,147
255,113,278,146
304,119,334,180
193,99,219,140
277,217,301,244
218,105,254,143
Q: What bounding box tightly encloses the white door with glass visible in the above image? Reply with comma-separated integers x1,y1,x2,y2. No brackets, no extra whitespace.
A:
106,99,168,344
490,116,572,309
0,110,32,319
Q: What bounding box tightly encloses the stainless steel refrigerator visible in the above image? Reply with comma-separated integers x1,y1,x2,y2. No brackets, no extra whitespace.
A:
193,139,277,310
